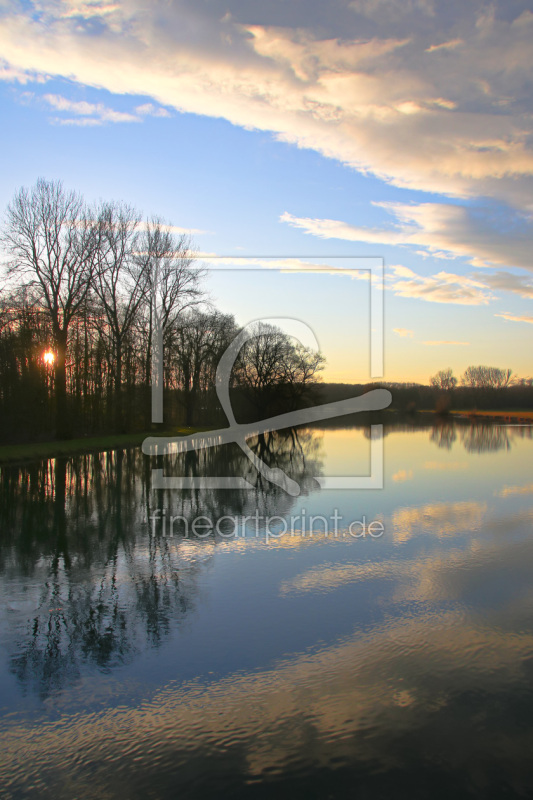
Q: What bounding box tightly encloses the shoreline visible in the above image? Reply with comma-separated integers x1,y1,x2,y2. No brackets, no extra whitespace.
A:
1,410,531,465
0,427,207,466
447,410,533,423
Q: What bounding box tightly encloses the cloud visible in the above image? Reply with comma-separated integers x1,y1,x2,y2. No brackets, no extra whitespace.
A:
2,1,533,210
164,226,207,236
197,256,366,276
423,340,470,345
43,93,139,124
135,102,171,118
425,39,463,53
200,250,498,306
350,0,435,22
392,500,487,544
281,202,533,272
0,59,46,83
29,0,122,22
58,2,121,20
393,328,414,337
392,468,413,482
495,311,533,324
496,483,533,497
479,270,533,298
43,93,173,125
143,222,209,236
388,265,492,306
54,116,105,126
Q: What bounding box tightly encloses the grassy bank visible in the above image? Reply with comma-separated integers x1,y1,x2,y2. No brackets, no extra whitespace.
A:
0,427,207,465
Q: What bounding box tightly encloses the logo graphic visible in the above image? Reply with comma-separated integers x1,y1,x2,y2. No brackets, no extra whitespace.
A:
143,258,390,493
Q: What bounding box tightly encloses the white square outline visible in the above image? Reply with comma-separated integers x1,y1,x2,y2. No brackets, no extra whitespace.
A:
147,256,385,491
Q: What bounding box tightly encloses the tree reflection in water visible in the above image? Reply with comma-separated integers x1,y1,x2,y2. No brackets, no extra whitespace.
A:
0,427,324,697
430,420,532,454
430,423,457,451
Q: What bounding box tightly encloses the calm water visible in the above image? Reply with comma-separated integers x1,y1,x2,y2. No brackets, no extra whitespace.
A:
1,421,533,798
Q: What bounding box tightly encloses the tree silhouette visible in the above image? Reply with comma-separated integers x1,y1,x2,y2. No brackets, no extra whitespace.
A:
2,179,97,438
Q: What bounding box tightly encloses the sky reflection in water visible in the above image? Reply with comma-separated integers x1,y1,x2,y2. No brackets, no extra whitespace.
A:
1,421,533,799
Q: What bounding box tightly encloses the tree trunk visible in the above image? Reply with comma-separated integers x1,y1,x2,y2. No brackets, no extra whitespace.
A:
185,389,194,426
54,329,70,440
115,345,124,433
144,311,153,429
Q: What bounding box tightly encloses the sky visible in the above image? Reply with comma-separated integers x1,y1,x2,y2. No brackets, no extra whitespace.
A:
1,0,533,383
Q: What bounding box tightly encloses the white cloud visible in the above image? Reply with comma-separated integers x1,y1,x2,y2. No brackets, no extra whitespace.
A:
197,256,364,275
388,265,492,306
43,93,139,124
2,1,533,209
281,207,533,309
281,203,533,272
142,222,209,236
0,59,46,83
391,265,416,278
165,226,206,236
54,116,103,126
495,312,533,324
135,103,171,118
201,249,512,307
393,328,414,337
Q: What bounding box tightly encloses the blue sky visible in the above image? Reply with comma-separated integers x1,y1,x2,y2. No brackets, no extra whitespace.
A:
1,0,533,382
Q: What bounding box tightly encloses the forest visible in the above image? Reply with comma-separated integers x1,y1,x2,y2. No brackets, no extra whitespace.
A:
0,179,324,444
1,179,531,446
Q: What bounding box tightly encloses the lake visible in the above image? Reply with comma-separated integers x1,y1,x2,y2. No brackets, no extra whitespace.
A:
1,420,533,798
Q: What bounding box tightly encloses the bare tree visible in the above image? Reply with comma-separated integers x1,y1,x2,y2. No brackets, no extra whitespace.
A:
2,179,97,438
235,322,325,416
172,309,237,425
141,219,204,424
92,201,149,431
430,368,457,391
461,365,513,389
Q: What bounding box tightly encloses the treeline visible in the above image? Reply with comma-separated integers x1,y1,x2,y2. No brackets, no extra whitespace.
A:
425,366,533,412
2,179,529,446
318,371,533,415
429,366,520,391
0,179,323,444
321,367,533,415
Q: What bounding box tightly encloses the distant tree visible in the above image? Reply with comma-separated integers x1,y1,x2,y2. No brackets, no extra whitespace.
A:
461,365,513,389
430,368,457,391
2,179,97,438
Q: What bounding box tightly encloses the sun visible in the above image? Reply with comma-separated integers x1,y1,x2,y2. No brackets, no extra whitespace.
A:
43,350,55,366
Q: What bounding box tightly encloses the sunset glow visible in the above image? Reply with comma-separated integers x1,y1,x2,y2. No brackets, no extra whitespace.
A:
2,3,533,796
